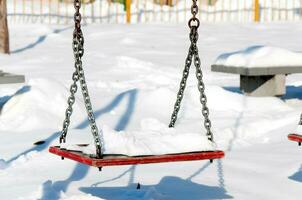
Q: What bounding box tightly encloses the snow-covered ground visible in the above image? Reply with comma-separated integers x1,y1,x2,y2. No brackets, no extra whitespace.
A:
1,22,302,199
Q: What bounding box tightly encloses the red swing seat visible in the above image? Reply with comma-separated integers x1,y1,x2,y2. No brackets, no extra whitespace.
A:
288,134,302,146
49,146,224,167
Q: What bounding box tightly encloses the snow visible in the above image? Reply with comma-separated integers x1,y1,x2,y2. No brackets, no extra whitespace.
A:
214,46,302,68
0,79,79,131
1,22,302,199
294,125,302,134
61,121,216,156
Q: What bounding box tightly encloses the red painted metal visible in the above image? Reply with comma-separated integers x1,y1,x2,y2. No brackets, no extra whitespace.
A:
49,146,224,167
288,134,302,145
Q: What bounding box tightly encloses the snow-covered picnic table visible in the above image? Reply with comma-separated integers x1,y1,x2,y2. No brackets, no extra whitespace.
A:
211,46,302,96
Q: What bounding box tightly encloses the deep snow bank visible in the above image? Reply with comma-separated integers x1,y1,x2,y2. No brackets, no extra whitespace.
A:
0,78,292,134
0,79,84,131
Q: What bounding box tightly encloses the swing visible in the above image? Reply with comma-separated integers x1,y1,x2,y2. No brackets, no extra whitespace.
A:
288,134,302,146
49,0,224,168
288,115,302,146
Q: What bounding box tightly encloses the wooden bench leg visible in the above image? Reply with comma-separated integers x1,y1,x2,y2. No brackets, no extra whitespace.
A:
240,74,286,97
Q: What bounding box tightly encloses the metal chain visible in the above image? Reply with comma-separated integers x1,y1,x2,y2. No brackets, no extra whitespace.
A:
169,0,214,142
60,71,79,143
59,0,103,158
192,30,213,142
169,43,194,128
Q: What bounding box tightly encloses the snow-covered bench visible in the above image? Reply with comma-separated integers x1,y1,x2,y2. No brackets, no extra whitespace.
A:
0,70,25,84
211,46,302,96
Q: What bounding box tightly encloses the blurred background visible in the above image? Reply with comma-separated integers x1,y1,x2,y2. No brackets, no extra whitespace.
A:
6,0,302,24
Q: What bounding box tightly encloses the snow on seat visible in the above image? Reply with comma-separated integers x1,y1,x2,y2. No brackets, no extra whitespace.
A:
49,120,224,166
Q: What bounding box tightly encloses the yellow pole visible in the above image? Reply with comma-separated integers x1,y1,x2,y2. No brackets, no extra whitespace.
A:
126,0,131,23
254,0,260,22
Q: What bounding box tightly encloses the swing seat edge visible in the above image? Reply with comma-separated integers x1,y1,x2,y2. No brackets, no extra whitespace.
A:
288,134,302,144
49,146,224,167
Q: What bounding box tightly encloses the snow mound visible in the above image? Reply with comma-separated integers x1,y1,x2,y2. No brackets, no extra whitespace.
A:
192,86,291,112
137,87,176,114
0,79,83,131
214,46,302,68
61,118,216,156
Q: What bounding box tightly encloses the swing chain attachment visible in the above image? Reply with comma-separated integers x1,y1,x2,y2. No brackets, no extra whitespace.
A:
188,0,200,29
59,0,103,158
169,0,214,142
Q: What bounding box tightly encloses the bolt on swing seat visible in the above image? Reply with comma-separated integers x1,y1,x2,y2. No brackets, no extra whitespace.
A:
288,134,302,146
49,0,224,168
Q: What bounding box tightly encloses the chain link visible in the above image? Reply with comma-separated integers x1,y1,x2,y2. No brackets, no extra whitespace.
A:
169,0,214,142
60,0,103,158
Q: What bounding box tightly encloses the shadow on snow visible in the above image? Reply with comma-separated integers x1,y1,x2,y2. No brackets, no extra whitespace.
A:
76,89,137,131
281,86,302,100
39,89,138,200
11,26,73,54
40,163,89,200
223,86,302,100
80,176,232,200
289,164,302,183
0,85,31,112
